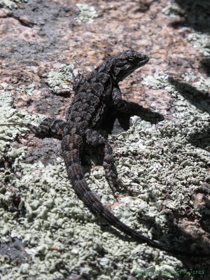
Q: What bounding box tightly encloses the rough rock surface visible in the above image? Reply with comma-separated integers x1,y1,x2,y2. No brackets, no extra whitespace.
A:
0,0,210,279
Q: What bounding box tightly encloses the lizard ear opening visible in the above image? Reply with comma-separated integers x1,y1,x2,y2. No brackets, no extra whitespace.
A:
111,64,120,78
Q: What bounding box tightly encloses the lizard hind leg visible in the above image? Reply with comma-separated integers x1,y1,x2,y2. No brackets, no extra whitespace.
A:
85,128,129,198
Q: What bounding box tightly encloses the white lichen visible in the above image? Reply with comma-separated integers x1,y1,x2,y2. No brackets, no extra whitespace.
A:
75,3,98,23
47,64,79,95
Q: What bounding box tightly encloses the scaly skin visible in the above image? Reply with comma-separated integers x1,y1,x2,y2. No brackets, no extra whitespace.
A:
1,50,209,256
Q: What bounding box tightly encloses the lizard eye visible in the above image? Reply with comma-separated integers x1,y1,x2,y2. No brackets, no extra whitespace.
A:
128,57,135,61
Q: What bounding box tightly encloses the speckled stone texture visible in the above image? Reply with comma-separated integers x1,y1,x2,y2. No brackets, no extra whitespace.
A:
0,0,210,279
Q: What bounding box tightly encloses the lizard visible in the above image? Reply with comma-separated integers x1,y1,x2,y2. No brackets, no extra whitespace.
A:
1,50,209,256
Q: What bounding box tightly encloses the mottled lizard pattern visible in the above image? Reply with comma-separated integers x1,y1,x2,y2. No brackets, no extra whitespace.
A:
2,50,208,256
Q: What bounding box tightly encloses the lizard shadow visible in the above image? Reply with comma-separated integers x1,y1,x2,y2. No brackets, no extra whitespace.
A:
167,77,210,235
96,207,210,259
201,57,210,77
101,101,164,134
168,76,210,151
168,0,210,78
168,0,210,35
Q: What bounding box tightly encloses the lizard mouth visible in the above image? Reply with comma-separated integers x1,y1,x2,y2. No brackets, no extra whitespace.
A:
137,55,149,67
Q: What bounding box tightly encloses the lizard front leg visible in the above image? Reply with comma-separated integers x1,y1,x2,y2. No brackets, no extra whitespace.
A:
112,85,128,112
31,118,67,139
0,118,67,139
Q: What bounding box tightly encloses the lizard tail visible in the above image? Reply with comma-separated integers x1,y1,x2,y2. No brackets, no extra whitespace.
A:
62,137,208,256
81,191,209,256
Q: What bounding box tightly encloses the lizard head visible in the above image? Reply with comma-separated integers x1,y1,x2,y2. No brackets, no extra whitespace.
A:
111,50,149,82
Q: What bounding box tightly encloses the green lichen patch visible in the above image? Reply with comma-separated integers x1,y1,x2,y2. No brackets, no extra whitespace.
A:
142,71,210,98
47,64,79,95
0,0,27,9
162,0,181,16
75,3,98,23
188,33,210,59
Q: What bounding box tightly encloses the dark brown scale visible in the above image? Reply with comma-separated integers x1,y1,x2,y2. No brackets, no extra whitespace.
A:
2,50,208,256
